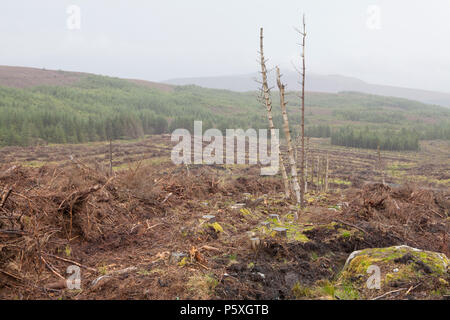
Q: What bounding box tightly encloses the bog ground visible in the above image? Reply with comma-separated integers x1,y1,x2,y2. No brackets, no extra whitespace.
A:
0,135,448,300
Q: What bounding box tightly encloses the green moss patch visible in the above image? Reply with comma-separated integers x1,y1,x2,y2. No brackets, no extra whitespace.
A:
336,246,449,300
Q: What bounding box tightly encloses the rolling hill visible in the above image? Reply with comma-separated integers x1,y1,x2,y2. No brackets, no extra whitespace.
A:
0,65,449,149
165,72,450,108
0,65,174,92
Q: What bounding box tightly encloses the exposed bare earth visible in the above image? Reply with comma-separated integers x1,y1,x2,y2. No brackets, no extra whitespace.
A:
1,136,448,189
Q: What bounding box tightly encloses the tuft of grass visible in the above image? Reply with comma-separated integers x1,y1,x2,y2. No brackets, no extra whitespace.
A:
292,282,312,298
187,273,219,299
340,231,352,239
98,265,108,275
335,282,359,300
228,253,237,262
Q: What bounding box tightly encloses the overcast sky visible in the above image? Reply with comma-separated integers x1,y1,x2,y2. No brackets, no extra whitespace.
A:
1,0,449,92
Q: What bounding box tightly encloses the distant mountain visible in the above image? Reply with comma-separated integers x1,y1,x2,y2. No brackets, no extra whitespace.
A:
165,72,450,108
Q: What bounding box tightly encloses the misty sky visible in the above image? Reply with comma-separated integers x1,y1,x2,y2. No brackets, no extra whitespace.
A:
1,0,449,92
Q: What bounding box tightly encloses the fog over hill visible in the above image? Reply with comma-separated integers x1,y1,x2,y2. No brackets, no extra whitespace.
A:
165,72,450,108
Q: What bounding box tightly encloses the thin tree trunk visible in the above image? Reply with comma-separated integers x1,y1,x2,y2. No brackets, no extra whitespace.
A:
109,139,113,176
299,15,307,206
280,158,290,198
320,158,323,191
305,136,309,193
276,67,301,204
377,145,385,185
259,28,290,198
316,156,320,191
322,158,325,190
311,154,315,190
304,158,308,193
325,153,329,192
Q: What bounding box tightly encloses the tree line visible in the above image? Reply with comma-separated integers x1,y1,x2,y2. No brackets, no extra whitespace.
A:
0,77,266,146
302,123,450,151
330,126,420,151
0,74,449,151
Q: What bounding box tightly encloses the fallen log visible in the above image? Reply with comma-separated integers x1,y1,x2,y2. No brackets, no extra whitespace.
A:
0,229,26,235
0,269,23,282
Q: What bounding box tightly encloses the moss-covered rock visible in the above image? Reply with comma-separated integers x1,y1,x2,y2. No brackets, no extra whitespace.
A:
336,245,449,300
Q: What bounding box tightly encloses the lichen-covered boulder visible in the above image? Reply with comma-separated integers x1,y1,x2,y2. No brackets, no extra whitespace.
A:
336,245,449,300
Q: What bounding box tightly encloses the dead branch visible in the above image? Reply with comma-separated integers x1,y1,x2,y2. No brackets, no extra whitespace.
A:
44,253,97,272
0,269,23,282
41,256,65,280
0,187,12,208
333,218,368,234
371,288,407,300
0,229,26,236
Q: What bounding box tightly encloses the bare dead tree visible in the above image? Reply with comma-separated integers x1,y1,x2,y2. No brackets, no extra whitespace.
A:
298,15,307,205
276,67,301,204
304,156,308,194
325,153,329,192
259,28,290,198
294,136,299,163
109,139,113,176
377,145,385,185
305,136,310,193
310,152,315,190
316,156,320,191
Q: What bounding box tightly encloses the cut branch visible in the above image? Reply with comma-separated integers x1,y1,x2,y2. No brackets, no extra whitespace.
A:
0,187,12,208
